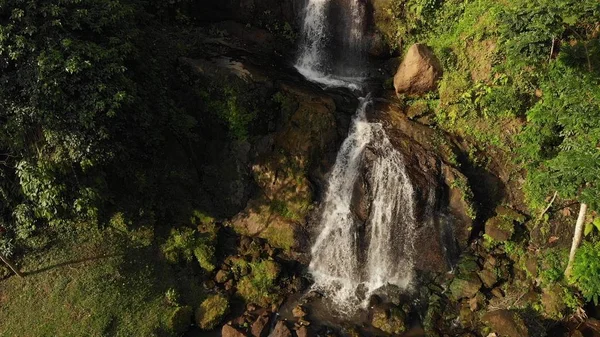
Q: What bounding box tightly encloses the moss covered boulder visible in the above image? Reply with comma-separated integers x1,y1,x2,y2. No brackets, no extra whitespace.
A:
196,294,230,330
485,206,526,242
449,273,482,300
371,306,406,334
482,309,529,337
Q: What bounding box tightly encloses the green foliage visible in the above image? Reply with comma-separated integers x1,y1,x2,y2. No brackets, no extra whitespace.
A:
571,241,600,305
201,85,257,141
539,248,568,287
161,227,216,272
195,294,229,330
519,61,600,211
237,260,281,306
449,174,477,220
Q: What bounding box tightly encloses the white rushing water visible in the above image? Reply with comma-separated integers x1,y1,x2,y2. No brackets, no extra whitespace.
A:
295,0,366,89
309,97,417,313
296,0,419,313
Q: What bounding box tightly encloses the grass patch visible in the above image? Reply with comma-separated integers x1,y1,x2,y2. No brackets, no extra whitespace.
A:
0,226,204,337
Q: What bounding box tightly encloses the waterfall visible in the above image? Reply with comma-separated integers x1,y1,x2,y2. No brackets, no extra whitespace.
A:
296,0,418,313
295,0,367,89
309,97,417,313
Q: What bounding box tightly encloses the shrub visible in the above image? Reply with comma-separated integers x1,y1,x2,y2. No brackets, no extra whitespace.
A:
161,227,216,272
571,241,600,305
195,294,229,330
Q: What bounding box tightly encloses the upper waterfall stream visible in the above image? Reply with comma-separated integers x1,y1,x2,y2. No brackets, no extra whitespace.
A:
295,0,367,89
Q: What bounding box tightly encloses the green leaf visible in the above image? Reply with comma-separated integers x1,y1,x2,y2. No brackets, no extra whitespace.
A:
585,223,594,236
593,218,600,232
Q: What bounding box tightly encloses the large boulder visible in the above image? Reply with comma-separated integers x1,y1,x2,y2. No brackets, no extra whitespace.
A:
482,310,529,337
195,294,230,330
393,44,442,96
371,306,406,335
449,273,482,300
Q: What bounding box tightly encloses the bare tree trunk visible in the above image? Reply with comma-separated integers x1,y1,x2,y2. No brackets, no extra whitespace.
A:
0,253,23,278
565,203,588,278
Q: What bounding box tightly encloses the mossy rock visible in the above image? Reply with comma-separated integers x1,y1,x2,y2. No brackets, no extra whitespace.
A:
196,294,230,330
481,309,529,337
168,305,192,334
485,216,515,242
449,272,482,300
371,306,406,335
541,285,566,319
236,260,281,306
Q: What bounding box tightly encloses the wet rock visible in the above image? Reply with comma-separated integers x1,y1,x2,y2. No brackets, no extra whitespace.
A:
482,309,529,337
272,321,292,337
393,44,442,96
292,305,307,318
296,326,309,337
485,206,525,242
477,268,498,288
449,273,482,300
251,314,271,337
223,324,248,337
231,83,338,251
216,269,231,284
469,292,485,312
298,319,310,326
485,216,514,242
368,32,390,58
371,306,406,335
224,279,235,292
350,173,370,223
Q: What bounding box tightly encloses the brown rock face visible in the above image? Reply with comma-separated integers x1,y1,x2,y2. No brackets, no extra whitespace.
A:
222,324,248,337
367,101,474,272
393,44,442,96
271,321,292,337
296,326,309,337
482,310,529,337
251,314,271,337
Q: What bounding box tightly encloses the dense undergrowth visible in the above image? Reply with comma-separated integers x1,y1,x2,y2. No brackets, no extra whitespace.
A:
375,0,600,324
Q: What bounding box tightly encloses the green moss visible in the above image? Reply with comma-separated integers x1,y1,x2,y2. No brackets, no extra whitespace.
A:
236,260,281,306
261,226,295,251
371,307,406,335
195,294,229,330
449,174,477,220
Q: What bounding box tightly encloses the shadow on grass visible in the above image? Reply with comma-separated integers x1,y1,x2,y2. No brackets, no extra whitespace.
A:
24,253,124,276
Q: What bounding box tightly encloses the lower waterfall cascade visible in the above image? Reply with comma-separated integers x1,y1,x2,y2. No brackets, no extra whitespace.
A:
308,97,418,313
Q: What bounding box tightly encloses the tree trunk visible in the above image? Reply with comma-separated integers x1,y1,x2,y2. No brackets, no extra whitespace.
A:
565,203,588,278
0,253,24,278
